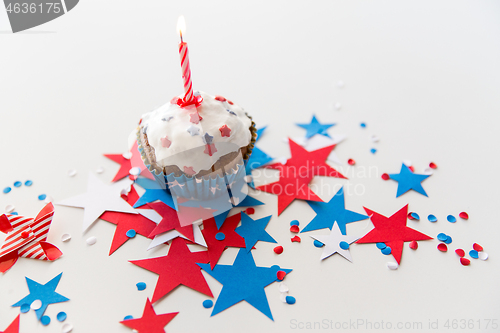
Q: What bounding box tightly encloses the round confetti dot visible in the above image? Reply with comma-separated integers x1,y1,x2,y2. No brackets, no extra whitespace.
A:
429,162,437,169
459,212,469,220
20,303,30,313
455,249,465,257
136,282,146,291
245,207,255,215
123,315,133,320
21,231,30,239
376,242,387,250
276,270,286,281
473,243,483,252
24,180,33,186
387,262,399,270
409,241,418,250
381,173,389,180
122,152,132,159
410,212,420,220
437,243,448,252
291,236,301,243
370,148,377,154
407,213,415,220
31,300,42,310
285,296,296,305
337,80,345,88
273,246,283,254
360,122,366,128
13,181,22,187
423,167,434,175
313,240,324,248
61,234,71,242
57,312,67,322
381,247,392,255
5,204,15,213
62,323,74,333
427,214,437,222
289,225,300,233
460,257,471,266
447,215,456,223
469,250,479,259
3,187,11,194
86,236,97,245
290,220,299,226
41,315,51,326
334,102,342,110
279,282,289,293
126,229,136,238
370,135,380,142
203,300,213,309
347,158,355,166
339,241,349,250
444,236,452,244
38,194,47,201
129,167,141,176
96,166,105,174
215,232,225,241
478,252,489,260
67,169,77,177
437,233,448,242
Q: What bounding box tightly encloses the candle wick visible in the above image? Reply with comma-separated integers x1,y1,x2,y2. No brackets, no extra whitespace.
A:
180,31,183,43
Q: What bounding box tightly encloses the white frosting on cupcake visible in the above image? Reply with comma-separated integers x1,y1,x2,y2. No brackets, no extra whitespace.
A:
139,91,252,174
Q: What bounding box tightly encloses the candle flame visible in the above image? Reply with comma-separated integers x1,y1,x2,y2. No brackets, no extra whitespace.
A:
177,15,186,39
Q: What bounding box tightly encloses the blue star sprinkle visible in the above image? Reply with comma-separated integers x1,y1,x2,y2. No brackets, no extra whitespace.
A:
202,132,214,144
133,177,175,209
388,164,430,197
236,213,277,252
301,186,368,235
296,115,334,139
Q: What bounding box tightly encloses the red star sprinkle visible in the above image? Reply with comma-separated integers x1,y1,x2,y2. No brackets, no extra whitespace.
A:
148,202,194,241
120,298,178,333
104,154,132,182
161,136,172,148
356,205,432,264
0,315,20,333
215,95,226,102
189,113,202,124
227,100,233,105
130,238,212,302
219,125,231,137
183,166,196,176
203,143,217,156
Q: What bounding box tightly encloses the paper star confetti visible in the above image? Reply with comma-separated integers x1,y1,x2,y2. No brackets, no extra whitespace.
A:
388,163,430,197
133,177,175,209
147,222,207,250
301,186,368,234
0,315,19,333
356,205,433,264
296,115,334,139
245,127,274,176
309,222,360,261
130,238,212,302
148,202,194,240
290,133,346,165
104,153,132,182
236,212,276,252
12,272,69,320
56,173,137,231
120,298,178,333
198,248,292,320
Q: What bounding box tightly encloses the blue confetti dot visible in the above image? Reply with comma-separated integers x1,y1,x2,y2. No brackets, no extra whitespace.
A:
381,246,392,255
313,240,324,248
202,300,213,308
360,122,366,128
38,194,47,201
447,215,456,223
13,181,22,187
3,187,11,194
126,229,136,238
370,148,377,154
20,303,30,313
410,212,420,220
136,282,146,291
339,241,350,250
285,296,296,304
376,242,387,250
24,180,33,186
469,250,479,259
56,312,67,322
428,214,437,222
41,315,51,326
10,212,18,216
290,220,299,226
444,236,453,244
123,315,134,321
215,232,225,241
437,233,448,242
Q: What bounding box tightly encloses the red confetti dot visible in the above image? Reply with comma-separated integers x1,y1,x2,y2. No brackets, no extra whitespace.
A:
429,162,437,169
291,236,301,243
273,246,283,254
290,225,300,233
437,243,448,252
227,100,234,105
409,241,418,250
381,173,390,180
460,257,471,266
473,243,483,252
214,95,226,102
277,270,286,281
407,213,415,220
21,231,30,239
459,212,469,220
245,208,255,215
455,249,465,257
347,159,355,166
409,166,415,172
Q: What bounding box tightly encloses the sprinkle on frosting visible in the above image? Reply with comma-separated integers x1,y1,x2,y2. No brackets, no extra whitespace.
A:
227,109,236,116
202,133,214,144
189,113,202,124
161,116,173,122
187,125,200,136
161,136,172,148
204,143,217,156
219,125,231,137
215,95,226,102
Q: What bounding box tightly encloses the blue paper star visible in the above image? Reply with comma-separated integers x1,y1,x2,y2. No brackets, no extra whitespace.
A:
133,177,175,209
389,164,430,197
198,249,291,320
301,186,368,235
236,213,276,251
12,273,69,320
296,115,334,139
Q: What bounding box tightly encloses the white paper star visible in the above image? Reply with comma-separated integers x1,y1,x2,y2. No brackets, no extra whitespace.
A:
56,173,137,232
147,222,206,249
309,222,360,262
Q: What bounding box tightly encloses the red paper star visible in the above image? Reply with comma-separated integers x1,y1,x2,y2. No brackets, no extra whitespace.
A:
148,202,194,240
202,213,246,269
120,298,178,333
219,125,231,137
356,205,432,264
104,154,132,182
130,141,156,180
130,238,212,302
0,315,19,333
100,186,157,255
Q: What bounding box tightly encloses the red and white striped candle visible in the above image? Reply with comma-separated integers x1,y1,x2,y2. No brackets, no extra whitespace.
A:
177,16,195,104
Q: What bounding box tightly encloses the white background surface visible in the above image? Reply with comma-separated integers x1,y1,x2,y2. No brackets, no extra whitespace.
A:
1,1,500,332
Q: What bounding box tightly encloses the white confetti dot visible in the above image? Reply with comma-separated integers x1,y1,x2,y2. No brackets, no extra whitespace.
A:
423,168,434,175
120,186,131,196
280,292,288,303
5,204,15,214
68,169,77,177
337,80,345,88
31,299,42,310
86,236,97,245
61,234,72,242
402,160,412,167
334,102,342,110
122,152,132,159
478,252,489,260
129,167,141,176
278,282,289,293
370,135,380,143
62,323,74,333
387,262,399,270
96,166,105,174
